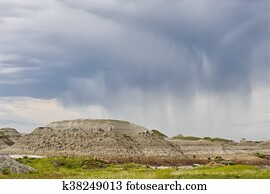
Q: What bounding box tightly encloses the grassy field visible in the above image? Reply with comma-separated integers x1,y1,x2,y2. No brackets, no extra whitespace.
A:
172,135,234,142
1,157,270,179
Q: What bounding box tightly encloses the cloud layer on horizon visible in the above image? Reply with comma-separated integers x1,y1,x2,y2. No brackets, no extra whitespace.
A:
0,0,269,140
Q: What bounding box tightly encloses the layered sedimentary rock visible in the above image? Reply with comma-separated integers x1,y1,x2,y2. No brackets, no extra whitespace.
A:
2,119,183,163
0,139,11,150
1,119,269,165
168,138,270,165
0,128,21,150
0,154,34,174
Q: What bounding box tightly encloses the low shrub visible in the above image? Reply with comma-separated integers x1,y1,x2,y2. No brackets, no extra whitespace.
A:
255,153,265,159
1,168,11,175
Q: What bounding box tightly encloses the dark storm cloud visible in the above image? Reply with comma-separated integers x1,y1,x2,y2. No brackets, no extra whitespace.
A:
0,0,269,140
0,0,269,105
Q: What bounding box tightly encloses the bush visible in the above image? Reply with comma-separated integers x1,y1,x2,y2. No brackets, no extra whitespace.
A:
151,129,168,138
81,158,108,169
214,156,224,163
255,153,265,159
172,136,201,141
1,168,11,175
203,137,233,142
52,157,82,169
222,160,235,166
203,137,212,141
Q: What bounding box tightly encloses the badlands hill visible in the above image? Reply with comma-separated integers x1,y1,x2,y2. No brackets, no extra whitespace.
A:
169,138,270,165
2,119,184,164
0,154,34,174
0,128,21,150
1,119,269,165
0,128,34,174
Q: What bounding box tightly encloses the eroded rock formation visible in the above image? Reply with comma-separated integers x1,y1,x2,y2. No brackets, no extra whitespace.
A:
2,119,183,164
0,154,34,174
0,128,21,150
1,119,269,165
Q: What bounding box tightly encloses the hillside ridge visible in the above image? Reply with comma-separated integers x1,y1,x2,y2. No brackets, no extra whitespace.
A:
1,119,269,165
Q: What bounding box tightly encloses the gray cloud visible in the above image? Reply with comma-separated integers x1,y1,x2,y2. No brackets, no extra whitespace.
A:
0,0,269,140
0,0,268,96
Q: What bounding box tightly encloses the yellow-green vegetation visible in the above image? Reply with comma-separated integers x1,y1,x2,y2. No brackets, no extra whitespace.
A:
255,152,265,159
202,137,233,143
172,135,201,141
151,129,168,138
1,157,269,179
171,165,270,179
172,135,233,142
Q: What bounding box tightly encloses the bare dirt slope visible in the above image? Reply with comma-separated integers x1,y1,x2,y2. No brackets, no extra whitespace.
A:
2,119,184,164
168,138,270,165
1,119,269,165
0,139,11,150
0,154,34,174
0,128,21,150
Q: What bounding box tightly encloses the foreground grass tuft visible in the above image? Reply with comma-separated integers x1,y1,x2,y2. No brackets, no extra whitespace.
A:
171,165,270,179
1,157,269,179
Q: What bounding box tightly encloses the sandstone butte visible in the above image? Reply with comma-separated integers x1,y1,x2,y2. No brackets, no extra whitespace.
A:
1,119,270,166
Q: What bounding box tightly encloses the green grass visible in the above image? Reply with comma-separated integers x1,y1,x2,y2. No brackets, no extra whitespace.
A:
171,165,270,178
1,157,269,179
202,137,233,143
151,129,168,138
172,135,233,142
255,152,266,159
172,135,201,141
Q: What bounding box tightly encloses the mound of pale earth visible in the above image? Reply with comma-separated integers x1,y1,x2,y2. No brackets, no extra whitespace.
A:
2,119,184,164
0,128,22,150
0,154,34,174
168,139,238,160
0,138,13,150
2,119,269,165
168,138,270,165
0,128,21,142
256,140,270,148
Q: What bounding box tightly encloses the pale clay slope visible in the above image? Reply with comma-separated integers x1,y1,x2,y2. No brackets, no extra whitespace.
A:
2,119,183,161
0,128,34,174
0,139,10,150
1,119,269,165
0,128,21,142
0,128,21,149
0,154,34,174
46,119,147,133
168,139,270,163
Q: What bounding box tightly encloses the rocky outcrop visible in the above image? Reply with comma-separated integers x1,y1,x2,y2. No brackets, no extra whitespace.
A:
0,128,21,150
1,119,269,165
169,139,231,156
0,128,21,142
256,140,270,148
0,154,34,174
168,138,270,165
0,139,10,150
2,119,184,163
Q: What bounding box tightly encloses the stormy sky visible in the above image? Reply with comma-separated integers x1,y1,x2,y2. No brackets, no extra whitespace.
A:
0,0,269,141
